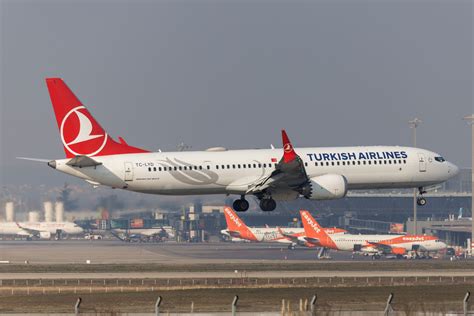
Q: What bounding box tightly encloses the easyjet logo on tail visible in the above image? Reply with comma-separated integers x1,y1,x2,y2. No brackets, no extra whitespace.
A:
224,207,242,228
301,211,321,234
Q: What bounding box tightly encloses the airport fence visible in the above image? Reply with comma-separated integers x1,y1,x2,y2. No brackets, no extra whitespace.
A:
0,275,474,295
1,292,470,316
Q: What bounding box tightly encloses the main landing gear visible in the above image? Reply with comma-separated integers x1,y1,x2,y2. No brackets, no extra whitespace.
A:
416,187,427,206
233,196,249,212
232,195,277,212
259,198,276,212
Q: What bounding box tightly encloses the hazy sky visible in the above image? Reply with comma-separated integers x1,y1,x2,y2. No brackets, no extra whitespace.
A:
1,0,472,186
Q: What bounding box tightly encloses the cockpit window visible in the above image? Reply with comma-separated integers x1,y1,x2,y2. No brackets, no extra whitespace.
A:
434,157,445,162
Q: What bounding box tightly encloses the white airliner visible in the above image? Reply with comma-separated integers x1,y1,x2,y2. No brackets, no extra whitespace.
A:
20,78,459,212
0,222,84,240
300,210,447,258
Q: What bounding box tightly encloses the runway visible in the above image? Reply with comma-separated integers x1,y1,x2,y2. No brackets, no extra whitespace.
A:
0,240,353,264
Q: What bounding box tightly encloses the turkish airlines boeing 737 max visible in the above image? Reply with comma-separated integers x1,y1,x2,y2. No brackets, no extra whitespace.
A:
20,78,459,212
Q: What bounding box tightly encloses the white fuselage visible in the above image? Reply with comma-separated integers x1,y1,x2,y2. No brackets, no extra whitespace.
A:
328,234,447,253
52,146,458,198
0,222,84,236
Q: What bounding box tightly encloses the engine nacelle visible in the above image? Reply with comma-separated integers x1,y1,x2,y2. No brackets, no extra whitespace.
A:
39,231,51,239
304,174,348,200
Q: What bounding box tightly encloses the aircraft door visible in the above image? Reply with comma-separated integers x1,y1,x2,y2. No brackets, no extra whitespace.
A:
124,162,134,181
418,153,426,172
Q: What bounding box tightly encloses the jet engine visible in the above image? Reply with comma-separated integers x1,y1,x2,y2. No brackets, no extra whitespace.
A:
304,174,348,200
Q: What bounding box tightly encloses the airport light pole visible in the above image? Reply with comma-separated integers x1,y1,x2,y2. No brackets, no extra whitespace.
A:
409,118,422,234
463,114,474,254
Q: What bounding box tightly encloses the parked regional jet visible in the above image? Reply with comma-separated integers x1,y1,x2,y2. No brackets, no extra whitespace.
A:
0,222,84,240
221,206,345,248
300,210,447,258
20,78,459,212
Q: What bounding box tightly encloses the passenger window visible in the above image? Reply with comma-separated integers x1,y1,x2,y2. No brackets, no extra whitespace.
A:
393,160,397,164
238,164,241,168
243,164,246,169
253,164,256,168
384,161,387,165
174,167,177,171
326,162,329,166
337,161,340,166
216,165,219,169
363,161,366,165
368,161,371,165
388,160,392,164
398,160,402,164
263,164,267,168
153,167,157,171
222,165,225,169
357,161,360,165
206,166,209,170
331,162,334,166
159,167,162,171
352,161,356,165
403,160,406,164
304,162,308,167
373,161,377,165
315,162,318,166
148,167,151,172
258,164,262,168
227,165,230,169
248,164,251,168
179,166,182,170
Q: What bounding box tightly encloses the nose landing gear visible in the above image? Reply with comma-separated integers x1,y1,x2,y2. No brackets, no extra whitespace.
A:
416,187,427,206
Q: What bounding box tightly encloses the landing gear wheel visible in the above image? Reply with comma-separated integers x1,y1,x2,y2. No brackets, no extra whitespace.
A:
259,198,277,212
233,198,249,212
416,197,427,206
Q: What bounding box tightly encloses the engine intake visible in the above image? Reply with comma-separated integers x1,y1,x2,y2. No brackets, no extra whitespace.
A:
304,174,348,200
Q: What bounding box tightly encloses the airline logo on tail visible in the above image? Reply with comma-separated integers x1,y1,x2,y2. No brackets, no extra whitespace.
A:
300,210,337,249
61,106,108,156
46,78,149,158
301,210,321,234
223,207,257,241
224,207,243,228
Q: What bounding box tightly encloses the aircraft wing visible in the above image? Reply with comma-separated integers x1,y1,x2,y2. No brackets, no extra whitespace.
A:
246,130,309,197
277,227,300,243
15,223,41,237
303,236,320,245
227,230,242,238
366,242,393,254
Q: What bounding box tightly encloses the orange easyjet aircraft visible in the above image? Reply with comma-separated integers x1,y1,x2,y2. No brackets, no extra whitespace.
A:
300,210,446,258
221,206,346,249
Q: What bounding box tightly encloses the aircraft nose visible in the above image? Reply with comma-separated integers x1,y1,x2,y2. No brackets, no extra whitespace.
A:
448,162,460,177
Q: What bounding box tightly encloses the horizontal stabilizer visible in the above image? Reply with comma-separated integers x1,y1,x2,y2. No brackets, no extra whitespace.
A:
17,157,51,163
66,155,102,168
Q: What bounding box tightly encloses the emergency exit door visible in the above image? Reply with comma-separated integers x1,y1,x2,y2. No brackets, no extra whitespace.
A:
124,162,134,181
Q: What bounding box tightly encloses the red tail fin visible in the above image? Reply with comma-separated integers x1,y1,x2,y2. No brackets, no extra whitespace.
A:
46,78,149,158
223,206,257,241
281,130,297,163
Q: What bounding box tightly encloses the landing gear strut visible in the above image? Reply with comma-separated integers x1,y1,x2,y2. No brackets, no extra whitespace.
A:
259,198,276,212
416,187,427,206
233,196,249,212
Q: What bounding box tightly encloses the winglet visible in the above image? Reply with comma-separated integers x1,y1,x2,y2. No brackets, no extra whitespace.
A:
282,130,297,163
